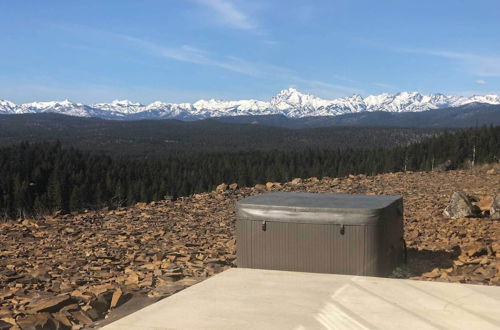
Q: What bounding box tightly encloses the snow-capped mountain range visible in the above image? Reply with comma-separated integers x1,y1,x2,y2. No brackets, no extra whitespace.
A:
1,88,499,120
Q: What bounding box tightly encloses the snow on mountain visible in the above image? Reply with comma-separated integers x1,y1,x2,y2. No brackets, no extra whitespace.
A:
18,100,92,117
0,100,18,114
1,89,499,120
92,100,145,114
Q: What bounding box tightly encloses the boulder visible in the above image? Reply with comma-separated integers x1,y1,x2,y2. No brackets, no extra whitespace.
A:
228,183,238,190
290,178,302,185
443,192,480,219
434,159,452,171
490,196,500,220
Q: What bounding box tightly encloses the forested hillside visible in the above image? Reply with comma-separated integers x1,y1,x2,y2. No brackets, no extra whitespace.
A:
0,113,442,157
1,126,498,219
213,103,500,128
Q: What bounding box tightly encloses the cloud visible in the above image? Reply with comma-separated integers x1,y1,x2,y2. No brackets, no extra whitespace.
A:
118,34,290,78
475,79,486,84
121,34,363,97
196,0,257,31
396,47,500,77
372,82,398,91
292,78,364,96
53,24,361,98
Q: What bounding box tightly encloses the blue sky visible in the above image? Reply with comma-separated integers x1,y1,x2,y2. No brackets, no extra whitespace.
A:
1,0,499,103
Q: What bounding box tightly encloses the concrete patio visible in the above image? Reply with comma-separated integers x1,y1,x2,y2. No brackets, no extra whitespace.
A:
102,268,500,329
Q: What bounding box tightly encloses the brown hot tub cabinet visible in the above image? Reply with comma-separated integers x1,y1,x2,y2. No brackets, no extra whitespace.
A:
236,192,404,276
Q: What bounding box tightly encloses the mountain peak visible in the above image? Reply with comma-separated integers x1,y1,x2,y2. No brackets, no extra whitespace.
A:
1,90,500,119
110,99,142,106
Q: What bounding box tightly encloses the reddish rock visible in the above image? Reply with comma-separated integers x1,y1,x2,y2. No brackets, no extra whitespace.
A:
215,183,228,192
16,313,58,330
0,168,498,325
27,294,73,314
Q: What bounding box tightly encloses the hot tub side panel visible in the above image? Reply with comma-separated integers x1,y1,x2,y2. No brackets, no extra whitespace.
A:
237,220,389,276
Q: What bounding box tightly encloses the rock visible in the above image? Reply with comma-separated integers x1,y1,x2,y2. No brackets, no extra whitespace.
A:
228,183,238,190
215,183,228,192
16,313,58,330
290,178,302,185
85,308,102,321
492,242,500,254
462,243,487,258
0,320,13,330
88,290,113,319
490,196,500,220
110,288,126,309
473,196,493,212
254,184,266,191
486,168,496,175
265,182,281,190
124,272,140,286
27,294,73,314
1,168,499,325
87,284,114,297
148,284,185,298
443,191,481,219
0,289,16,300
52,312,72,329
434,159,452,171
59,304,79,313
70,310,93,326
422,268,441,278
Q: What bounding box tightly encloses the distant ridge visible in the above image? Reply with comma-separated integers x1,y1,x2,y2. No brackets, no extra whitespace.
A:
1,88,500,120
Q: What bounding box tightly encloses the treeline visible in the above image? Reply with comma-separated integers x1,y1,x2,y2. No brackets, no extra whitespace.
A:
0,113,442,157
0,126,498,219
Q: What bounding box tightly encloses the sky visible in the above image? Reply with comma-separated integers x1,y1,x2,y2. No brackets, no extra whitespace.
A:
1,0,500,104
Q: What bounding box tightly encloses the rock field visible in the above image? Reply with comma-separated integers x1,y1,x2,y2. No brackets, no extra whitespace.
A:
1,167,499,329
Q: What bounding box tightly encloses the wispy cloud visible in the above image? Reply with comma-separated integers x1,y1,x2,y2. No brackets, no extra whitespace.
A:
196,0,257,31
396,47,500,77
109,32,361,95
54,24,361,98
372,82,398,91
475,79,486,84
292,78,364,96
118,33,290,78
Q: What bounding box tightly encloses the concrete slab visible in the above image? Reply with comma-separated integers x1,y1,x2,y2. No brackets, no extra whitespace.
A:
103,268,500,330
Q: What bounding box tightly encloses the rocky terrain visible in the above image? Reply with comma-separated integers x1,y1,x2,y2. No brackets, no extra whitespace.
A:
1,167,499,329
